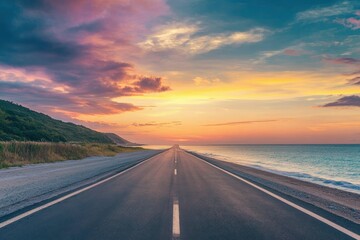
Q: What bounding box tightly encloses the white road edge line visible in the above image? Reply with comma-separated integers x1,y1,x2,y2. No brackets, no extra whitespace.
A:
172,199,180,238
190,152,360,240
0,153,160,229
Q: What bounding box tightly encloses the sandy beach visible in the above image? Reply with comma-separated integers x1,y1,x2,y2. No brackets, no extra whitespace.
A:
190,151,360,224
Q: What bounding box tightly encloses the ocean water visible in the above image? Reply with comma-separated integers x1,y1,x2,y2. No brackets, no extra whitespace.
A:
146,144,360,194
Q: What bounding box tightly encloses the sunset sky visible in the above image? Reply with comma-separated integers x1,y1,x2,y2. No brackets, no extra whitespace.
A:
1,0,359,144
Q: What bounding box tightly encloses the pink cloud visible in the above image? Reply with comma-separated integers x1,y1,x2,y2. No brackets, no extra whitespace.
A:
27,0,169,29
346,17,360,29
323,57,360,65
348,76,360,85
0,0,171,116
283,49,303,56
336,11,360,29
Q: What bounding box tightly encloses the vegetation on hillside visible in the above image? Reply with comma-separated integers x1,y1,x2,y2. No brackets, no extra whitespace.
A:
0,142,143,168
0,100,128,144
0,100,143,168
104,133,139,146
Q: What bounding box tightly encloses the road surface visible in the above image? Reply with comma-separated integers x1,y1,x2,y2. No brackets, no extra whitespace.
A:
0,150,161,217
0,146,358,240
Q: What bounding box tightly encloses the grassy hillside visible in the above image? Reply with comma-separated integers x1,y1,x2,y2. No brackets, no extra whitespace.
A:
0,100,127,143
104,133,141,146
0,100,143,168
0,142,143,168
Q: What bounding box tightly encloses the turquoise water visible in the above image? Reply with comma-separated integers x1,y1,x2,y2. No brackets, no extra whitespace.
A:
147,145,360,194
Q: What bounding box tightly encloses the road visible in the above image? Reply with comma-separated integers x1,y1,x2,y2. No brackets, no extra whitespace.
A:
0,149,161,217
0,146,358,240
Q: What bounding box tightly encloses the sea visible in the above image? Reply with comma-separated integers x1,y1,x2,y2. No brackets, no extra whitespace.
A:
146,144,360,194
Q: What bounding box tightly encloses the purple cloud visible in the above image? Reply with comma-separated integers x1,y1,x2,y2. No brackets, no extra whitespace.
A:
348,76,360,85
323,57,360,65
0,0,170,116
0,81,141,116
322,95,360,107
283,49,303,56
134,77,171,92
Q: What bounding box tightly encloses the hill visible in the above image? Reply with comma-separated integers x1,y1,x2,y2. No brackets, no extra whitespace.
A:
104,133,142,146
0,99,132,144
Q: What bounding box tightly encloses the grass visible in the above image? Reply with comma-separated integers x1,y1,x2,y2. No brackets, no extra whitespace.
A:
0,141,143,168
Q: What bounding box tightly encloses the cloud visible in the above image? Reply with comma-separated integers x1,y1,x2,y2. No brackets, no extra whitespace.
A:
193,77,221,86
139,23,268,54
133,77,171,92
132,121,182,127
323,57,360,65
0,1,84,67
337,17,360,29
0,81,141,116
0,0,170,116
336,10,360,29
0,64,170,116
202,119,277,127
348,76,360,85
347,17,360,28
253,50,283,64
324,57,360,86
322,95,360,107
324,57,360,84
283,49,304,56
296,1,353,22
254,47,309,64
344,70,360,76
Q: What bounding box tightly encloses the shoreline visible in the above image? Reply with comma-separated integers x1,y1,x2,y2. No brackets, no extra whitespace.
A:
190,151,360,224
245,164,359,194
176,144,360,194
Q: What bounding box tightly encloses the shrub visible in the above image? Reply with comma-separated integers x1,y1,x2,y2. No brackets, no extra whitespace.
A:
0,142,142,168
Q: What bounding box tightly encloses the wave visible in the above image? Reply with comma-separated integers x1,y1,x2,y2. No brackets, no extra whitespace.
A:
191,150,360,194
252,166,360,193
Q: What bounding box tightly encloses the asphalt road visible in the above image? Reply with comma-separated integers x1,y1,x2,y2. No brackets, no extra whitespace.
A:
0,146,358,240
0,149,161,217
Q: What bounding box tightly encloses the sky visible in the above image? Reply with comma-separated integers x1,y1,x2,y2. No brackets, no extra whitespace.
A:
0,0,359,144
